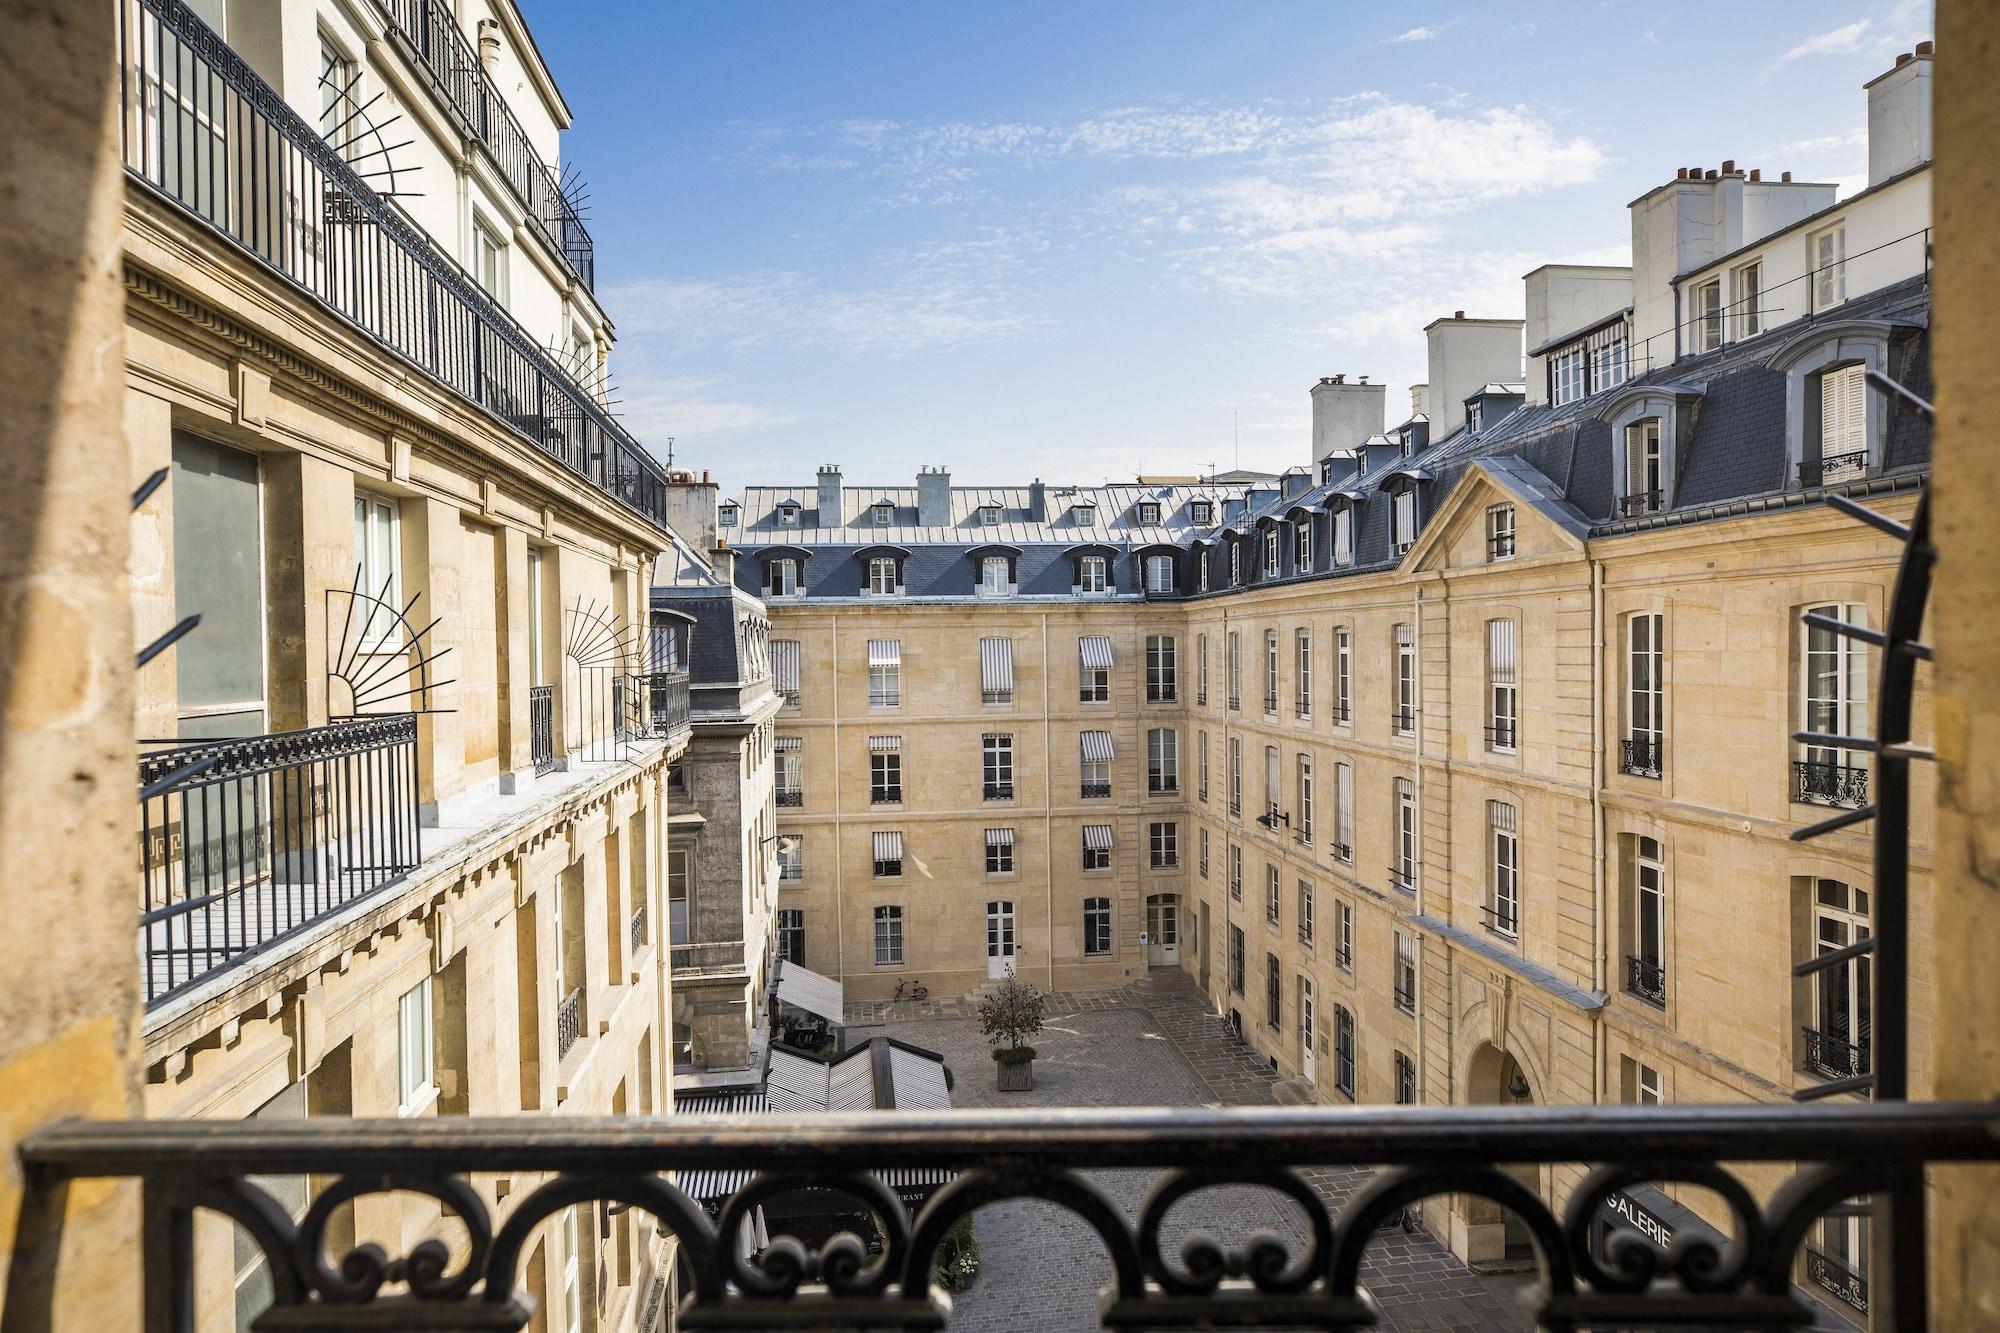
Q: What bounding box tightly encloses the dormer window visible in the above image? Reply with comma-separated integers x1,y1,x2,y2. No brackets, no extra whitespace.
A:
1294,521,1313,573
1145,553,1176,594
718,503,739,528
979,505,1001,526
1332,506,1354,567
866,556,903,596
1190,500,1214,525
1392,490,1417,554
778,503,800,526
1622,420,1664,515
1552,348,1586,406
765,557,801,598
1692,279,1723,353
978,554,1014,597
1071,502,1097,523
1229,543,1242,585
1815,364,1868,483
872,502,894,526
1263,528,1280,575
1468,401,1483,434
1077,555,1109,595
1136,501,1161,525
1197,553,1211,593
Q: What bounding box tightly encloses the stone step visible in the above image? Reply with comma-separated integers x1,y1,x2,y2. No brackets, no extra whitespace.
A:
1270,1076,1318,1106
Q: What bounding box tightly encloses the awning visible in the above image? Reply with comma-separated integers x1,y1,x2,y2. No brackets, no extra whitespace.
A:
1079,636,1114,670
771,638,800,694
985,827,1015,847
1080,731,1115,762
1488,619,1517,686
873,831,904,861
867,639,901,666
868,735,902,752
774,736,802,752
775,960,846,1027
980,637,1014,694
1083,825,1115,850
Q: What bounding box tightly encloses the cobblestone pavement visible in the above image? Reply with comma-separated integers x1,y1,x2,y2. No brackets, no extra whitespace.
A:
844,974,1533,1332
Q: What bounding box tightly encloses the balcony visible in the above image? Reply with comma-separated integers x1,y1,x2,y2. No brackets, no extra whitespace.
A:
1391,707,1414,734
1618,489,1664,517
1620,736,1664,778
641,670,692,737
1625,955,1666,1007
118,0,669,528
1806,1244,1871,1316
138,716,422,1006
1387,865,1415,896
1803,1024,1872,1082
529,684,557,775
630,905,647,955
1480,903,1519,937
1080,782,1112,800
1795,759,1869,808
983,782,1015,801
776,788,805,808
1485,721,1517,751
1799,451,1870,487
556,986,582,1059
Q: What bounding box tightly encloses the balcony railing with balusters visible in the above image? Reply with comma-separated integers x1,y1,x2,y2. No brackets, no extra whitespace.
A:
1803,1024,1871,1082
776,787,804,808
629,906,647,956
1798,451,1870,488
1625,954,1666,1007
556,986,582,1060
1618,489,1664,517
529,684,556,775
642,670,692,738
1620,735,1663,778
1794,759,1869,808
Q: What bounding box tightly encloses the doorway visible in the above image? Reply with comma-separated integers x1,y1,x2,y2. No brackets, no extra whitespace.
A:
986,900,1016,979
1145,894,1180,966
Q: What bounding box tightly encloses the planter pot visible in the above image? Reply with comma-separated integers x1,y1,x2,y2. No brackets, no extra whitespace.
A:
996,1058,1034,1092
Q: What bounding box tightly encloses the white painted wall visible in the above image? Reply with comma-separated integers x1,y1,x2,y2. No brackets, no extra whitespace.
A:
1422,318,1523,440
1523,265,1632,404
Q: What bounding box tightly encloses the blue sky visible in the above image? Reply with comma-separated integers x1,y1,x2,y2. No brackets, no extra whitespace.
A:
525,0,1930,488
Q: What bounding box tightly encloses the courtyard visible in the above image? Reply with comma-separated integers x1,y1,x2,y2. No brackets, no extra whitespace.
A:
846,974,1533,1332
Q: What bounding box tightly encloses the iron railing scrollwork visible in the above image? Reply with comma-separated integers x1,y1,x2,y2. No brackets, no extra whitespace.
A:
1080,782,1111,800
1625,955,1666,1007
556,987,582,1060
630,906,647,956
1799,451,1870,488
1620,736,1663,778
1803,1025,1871,1082
777,788,805,808
1806,1244,1870,1314
1794,759,1869,808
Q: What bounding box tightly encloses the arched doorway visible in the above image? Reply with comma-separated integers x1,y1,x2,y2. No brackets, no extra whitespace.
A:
1462,1042,1540,1264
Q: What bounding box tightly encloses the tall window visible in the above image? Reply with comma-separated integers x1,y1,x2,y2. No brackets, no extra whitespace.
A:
775,742,802,804
472,217,508,302
867,557,901,596
1294,629,1312,717
778,909,805,964
1392,489,1417,554
1394,624,1416,734
1146,634,1178,702
1297,754,1314,842
1228,843,1243,902
1298,878,1315,947
1333,505,1354,567
1628,836,1666,1005
1488,619,1518,751
984,827,1015,875
1198,551,1211,593
1264,631,1280,713
1227,737,1243,816
1084,897,1113,956
1078,555,1109,594
1626,613,1665,776
668,849,689,945
872,831,904,878
1333,763,1354,861
1692,278,1723,353
1819,363,1868,476
1199,826,1211,877
1149,821,1178,868
1198,730,1210,802
1333,627,1351,724
1080,636,1112,703
777,835,803,882
867,640,901,708
983,733,1015,800
868,739,902,805
1084,825,1111,872
353,493,399,646
873,906,904,965
980,636,1014,704
1146,553,1177,593
1334,1006,1356,1097
171,437,265,739
1620,1055,1664,1105
1294,520,1313,573
772,639,801,707
1147,728,1179,793
1800,604,1870,807
1488,802,1519,937
1264,528,1281,576
1265,953,1281,1028
1552,347,1586,405
979,554,1012,595
1591,331,1629,393
1265,865,1280,925
396,976,434,1115
1080,731,1113,798
1735,261,1764,339
1395,1051,1417,1106
1484,503,1516,562
1393,932,1418,1013
1229,926,1245,994
1196,633,1209,705
1808,878,1871,1079
1812,223,1847,312
319,39,358,142
766,557,801,598
1230,542,1242,585
1264,746,1280,823
1334,900,1354,971
1226,632,1242,709
1393,778,1417,894
1624,420,1663,512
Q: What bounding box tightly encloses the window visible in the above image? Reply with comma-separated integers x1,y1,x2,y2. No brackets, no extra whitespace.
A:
1198,552,1211,592
1227,736,1243,816
1395,1051,1417,1106
472,217,507,302
1332,505,1354,567
1735,261,1764,339
1228,843,1243,901
778,909,805,965
978,554,1012,596
1083,897,1113,955
1229,542,1242,585
873,905,904,965
1488,619,1518,751
1198,730,1209,801
777,836,802,882
1487,503,1515,561
979,636,1015,705
775,741,802,805
872,832,904,879
1393,778,1417,894
1080,731,1114,798
1191,500,1214,524
1136,501,1162,524
1226,631,1242,710
1264,745,1280,825
1334,899,1354,971
1394,624,1416,734
1334,1006,1356,1097
397,977,434,1115
352,493,399,646
1071,501,1097,522
1552,347,1586,405
318,38,357,143
1692,278,1723,353
1628,835,1666,1005
1295,520,1313,573
1077,555,1109,595
1296,754,1314,842
1800,604,1870,806
1818,363,1868,478
1392,489,1417,554
1199,827,1211,877
1196,633,1209,705
777,502,801,526
1625,613,1665,776
1333,627,1351,724
1623,419,1662,513
1394,932,1418,1013
667,848,690,945
1150,821,1178,868
1146,553,1177,593
1079,636,1112,703
1264,528,1281,576
1229,925,1245,994
1265,953,1281,1030
985,827,1015,875
867,557,901,596
982,733,1015,800
1812,223,1847,312
1808,878,1871,1079
1488,802,1519,937
1083,825,1113,872
765,557,801,598
872,501,894,526
718,502,739,528
868,739,902,805
1298,879,1315,947
1591,331,1630,393
1264,630,1280,713
867,640,901,708
980,504,1001,526
1333,763,1354,861
1294,629,1312,717
1146,728,1179,793
772,639,800,707
1146,634,1177,702
1265,864,1281,925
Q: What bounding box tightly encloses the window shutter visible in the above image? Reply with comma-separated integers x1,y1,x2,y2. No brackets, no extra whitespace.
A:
980,637,1014,694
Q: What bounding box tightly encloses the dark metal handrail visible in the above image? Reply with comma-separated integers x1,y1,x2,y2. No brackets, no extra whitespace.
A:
1387,865,1414,895
1329,840,1353,862
1480,903,1519,936
870,787,902,806
1795,759,1869,808
1620,736,1663,778
556,986,582,1059
1798,451,1870,487
529,683,556,775
776,788,804,808
1803,1024,1872,1081
1485,722,1517,750
1626,954,1666,1007
644,670,691,737
138,715,421,1006
983,782,1014,801
1391,707,1414,733
1805,1244,1870,1315
119,0,667,527
1619,489,1664,516
629,905,646,955
1080,781,1112,800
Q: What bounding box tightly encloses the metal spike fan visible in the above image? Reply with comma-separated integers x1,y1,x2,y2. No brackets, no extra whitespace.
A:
325,569,455,716
317,63,423,202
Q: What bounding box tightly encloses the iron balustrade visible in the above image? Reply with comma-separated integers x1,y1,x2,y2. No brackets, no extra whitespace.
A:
1393,980,1417,1014
1387,866,1414,896
556,986,582,1060
1806,1244,1870,1315
1080,782,1112,800
643,670,692,738
529,684,556,775
1799,451,1870,487
1227,693,1241,711
1485,721,1518,751
372,0,594,289
138,716,421,1006
1487,529,1516,560
1618,490,1664,517
1334,945,1354,971
1803,1025,1872,1082
982,783,1014,801
1328,841,1353,862
117,0,668,527
1330,702,1351,725
1795,759,1869,808
1625,955,1667,1007
1620,736,1664,778
1148,775,1179,795
870,788,902,806
630,906,646,956
1480,903,1519,937
1295,699,1310,719
1391,707,1414,733
1264,691,1279,713
776,788,805,808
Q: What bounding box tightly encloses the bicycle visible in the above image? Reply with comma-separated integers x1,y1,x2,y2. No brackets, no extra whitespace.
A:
893,978,930,1002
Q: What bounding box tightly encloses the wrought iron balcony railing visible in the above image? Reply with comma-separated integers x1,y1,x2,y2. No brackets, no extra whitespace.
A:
1487,529,1516,560
1618,489,1664,517
1798,451,1870,487
119,0,669,528
1485,721,1517,751
1620,735,1663,778
629,906,647,955
1805,1243,1870,1316
1147,682,1177,703
983,782,1014,801
1393,980,1417,1013
1330,701,1351,725
1625,955,1666,1007
556,986,582,1060
1480,903,1519,937
643,670,692,737
1264,691,1279,713
1080,782,1112,800
1391,706,1414,734
20,1102,1991,1332
1803,1024,1872,1082
1387,865,1415,895
871,788,903,806
138,716,422,1006
529,684,557,775
776,788,805,808
1795,759,1869,808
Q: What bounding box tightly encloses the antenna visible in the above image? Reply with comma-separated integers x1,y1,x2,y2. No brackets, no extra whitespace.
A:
666,436,676,469
1233,411,1240,472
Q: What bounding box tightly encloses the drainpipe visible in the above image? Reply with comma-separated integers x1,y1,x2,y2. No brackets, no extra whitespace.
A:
831,616,844,985
1218,603,1232,1019
1413,581,1429,1102
1591,557,1607,1106
1043,613,1055,990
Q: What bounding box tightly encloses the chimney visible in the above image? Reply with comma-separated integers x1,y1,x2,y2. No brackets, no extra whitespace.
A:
1422,314,1523,440
1028,479,1047,523
476,18,501,68
1409,383,1429,419
1319,453,1360,486
659,473,720,555
816,465,844,527
709,543,737,587
917,466,951,527
1310,375,1386,465
1866,44,1933,185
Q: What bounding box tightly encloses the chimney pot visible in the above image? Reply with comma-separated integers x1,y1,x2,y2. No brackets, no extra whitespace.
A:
1782,170,1793,182
1454,310,1465,320
1721,159,1736,174
1676,167,1688,180
1916,39,1934,55
1749,168,1761,181
1896,51,1913,66
1358,375,1368,384
1704,169,1718,180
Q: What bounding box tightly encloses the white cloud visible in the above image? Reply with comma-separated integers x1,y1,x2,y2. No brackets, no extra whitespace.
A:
612,375,796,450
1780,18,1873,62
1387,19,1461,43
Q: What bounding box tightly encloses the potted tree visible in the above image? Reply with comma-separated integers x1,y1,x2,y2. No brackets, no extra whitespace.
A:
976,975,1046,1092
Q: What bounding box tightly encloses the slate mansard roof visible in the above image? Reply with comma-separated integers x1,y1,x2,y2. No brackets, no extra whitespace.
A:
727,276,1930,604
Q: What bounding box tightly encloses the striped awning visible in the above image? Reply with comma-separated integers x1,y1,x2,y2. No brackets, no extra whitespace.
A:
868,735,902,752
1083,825,1115,851
873,831,904,861
774,736,802,752
980,637,1014,693
985,827,1015,847
775,960,845,1026
1488,619,1517,686
771,639,800,693
1080,731,1115,762
867,639,901,666
1079,636,1113,670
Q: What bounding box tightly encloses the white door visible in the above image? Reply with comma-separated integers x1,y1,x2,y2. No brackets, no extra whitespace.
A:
986,900,1016,979
1300,977,1317,1084
1146,894,1180,966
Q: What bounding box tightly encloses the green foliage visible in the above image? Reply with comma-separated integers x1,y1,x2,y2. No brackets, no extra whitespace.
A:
932,1214,981,1293
975,975,1046,1055
992,1045,1037,1066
